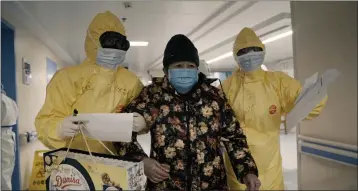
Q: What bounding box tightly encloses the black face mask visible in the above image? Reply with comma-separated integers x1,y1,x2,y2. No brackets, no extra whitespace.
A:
236,46,263,56
99,31,130,51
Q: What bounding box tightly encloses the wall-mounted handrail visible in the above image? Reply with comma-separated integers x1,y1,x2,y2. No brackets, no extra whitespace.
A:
298,135,357,167
298,135,357,152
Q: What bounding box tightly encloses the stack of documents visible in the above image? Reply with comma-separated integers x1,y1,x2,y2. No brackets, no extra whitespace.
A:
286,69,341,132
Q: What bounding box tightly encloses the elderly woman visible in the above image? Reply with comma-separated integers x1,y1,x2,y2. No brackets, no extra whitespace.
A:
115,34,260,191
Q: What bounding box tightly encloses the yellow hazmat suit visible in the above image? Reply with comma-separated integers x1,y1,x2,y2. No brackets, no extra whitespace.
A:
35,11,143,154
222,28,327,190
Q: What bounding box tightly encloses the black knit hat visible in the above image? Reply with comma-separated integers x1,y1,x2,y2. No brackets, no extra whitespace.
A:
163,34,199,68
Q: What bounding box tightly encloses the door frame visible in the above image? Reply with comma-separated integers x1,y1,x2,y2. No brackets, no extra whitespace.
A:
1,18,21,190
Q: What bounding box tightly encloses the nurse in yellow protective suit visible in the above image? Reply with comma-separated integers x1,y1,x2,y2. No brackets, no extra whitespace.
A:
222,27,327,190
35,11,143,154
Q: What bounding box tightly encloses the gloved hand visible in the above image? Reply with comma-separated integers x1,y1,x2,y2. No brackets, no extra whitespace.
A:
243,173,261,191
133,112,147,132
143,157,170,183
56,117,80,140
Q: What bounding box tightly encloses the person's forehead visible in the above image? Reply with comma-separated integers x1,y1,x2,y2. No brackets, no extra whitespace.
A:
170,61,196,66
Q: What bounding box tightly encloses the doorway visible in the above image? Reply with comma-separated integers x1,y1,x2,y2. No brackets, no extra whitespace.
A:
1,19,21,190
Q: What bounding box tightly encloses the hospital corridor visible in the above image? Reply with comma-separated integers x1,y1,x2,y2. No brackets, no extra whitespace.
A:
1,1,357,190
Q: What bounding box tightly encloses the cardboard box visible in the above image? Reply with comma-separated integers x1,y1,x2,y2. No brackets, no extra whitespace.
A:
28,150,50,190
43,148,145,190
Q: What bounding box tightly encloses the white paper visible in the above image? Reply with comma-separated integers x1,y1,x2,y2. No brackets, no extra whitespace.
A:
286,69,341,131
137,133,151,156
68,113,133,142
294,72,318,105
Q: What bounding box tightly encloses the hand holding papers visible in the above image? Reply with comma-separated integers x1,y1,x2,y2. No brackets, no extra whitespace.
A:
67,113,134,142
286,69,341,132
133,112,147,133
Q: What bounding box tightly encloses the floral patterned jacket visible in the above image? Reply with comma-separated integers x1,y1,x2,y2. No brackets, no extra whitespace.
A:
114,74,258,191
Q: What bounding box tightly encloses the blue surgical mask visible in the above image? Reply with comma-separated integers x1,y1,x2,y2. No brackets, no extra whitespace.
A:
236,51,265,72
96,47,126,70
87,30,126,70
168,68,199,94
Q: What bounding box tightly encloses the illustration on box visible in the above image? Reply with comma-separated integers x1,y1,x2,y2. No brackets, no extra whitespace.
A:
43,149,145,191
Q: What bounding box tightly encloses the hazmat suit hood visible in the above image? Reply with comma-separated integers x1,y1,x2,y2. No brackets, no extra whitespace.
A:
233,27,265,56
85,11,126,62
198,60,210,76
233,27,266,74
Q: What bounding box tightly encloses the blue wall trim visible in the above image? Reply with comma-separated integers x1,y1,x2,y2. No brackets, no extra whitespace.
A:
301,146,358,166
1,19,21,190
303,140,357,153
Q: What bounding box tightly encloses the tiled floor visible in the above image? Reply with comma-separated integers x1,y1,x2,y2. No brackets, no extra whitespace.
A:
280,131,298,190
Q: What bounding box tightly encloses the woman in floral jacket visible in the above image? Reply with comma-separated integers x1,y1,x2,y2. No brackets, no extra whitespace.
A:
114,34,260,191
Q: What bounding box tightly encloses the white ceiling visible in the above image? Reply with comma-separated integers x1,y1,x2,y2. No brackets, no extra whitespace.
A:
2,1,294,78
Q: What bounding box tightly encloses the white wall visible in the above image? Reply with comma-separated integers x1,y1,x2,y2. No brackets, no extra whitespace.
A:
268,58,294,78
291,2,357,190
2,14,69,189
149,70,165,78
